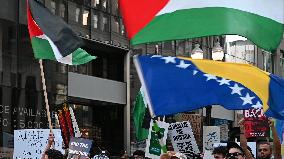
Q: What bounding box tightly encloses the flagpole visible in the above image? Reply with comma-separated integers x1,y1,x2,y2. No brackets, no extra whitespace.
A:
39,59,53,132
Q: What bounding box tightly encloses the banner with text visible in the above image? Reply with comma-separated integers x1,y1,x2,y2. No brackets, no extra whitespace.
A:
168,121,200,157
13,129,63,159
243,108,269,138
68,137,93,159
145,120,169,159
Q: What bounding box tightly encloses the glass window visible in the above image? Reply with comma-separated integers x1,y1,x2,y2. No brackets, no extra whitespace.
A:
280,50,284,70
113,17,119,33
263,50,273,73
101,0,107,11
82,9,90,26
120,20,125,36
75,7,81,23
102,14,109,32
93,13,98,29
50,0,56,14
91,0,100,8
59,3,66,18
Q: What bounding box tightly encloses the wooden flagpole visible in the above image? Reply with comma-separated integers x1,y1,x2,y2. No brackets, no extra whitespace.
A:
39,59,53,132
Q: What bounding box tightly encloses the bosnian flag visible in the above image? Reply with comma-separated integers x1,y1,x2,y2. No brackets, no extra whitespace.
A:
119,0,284,52
27,0,96,65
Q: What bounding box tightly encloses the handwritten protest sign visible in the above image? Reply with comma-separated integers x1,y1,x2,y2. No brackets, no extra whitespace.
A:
175,113,202,147
243,108,269,138
168,121,200,157
13,129,63,159
145,120,169,159
68,137,93,159
213,119,229,142
203,126,220,151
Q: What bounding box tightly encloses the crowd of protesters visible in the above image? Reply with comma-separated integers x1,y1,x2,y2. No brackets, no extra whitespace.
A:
41,118,282,159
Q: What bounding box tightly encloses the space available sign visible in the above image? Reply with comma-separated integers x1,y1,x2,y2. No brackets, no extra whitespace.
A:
13,129,63,159
243,108,269,138
168,121,200,158
68,137,93,159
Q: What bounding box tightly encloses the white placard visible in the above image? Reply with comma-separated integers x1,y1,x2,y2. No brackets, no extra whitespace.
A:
203,126,220,151
145,120,169,159
13,129,63,159
168,121,199,157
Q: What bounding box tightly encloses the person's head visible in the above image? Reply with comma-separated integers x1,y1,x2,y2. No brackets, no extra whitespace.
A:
133,150,145,159
257,142,272,159
226,142,245,159
45,149,64,159
212,146,227,159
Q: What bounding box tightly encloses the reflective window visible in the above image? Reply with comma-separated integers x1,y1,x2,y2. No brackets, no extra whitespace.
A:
82,9,90,26
75,7,81,22
50,0,56,14
59,3,66,18
93,13,98,29
102,14,109,32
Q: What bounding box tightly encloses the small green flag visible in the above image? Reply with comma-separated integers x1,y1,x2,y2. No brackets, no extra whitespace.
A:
133,89,150,141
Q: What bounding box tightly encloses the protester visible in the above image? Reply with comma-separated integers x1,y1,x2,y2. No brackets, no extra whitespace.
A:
226,142,246,159
212,146,227,159
41,133,64,159
257,119,281,159
132,150,145,159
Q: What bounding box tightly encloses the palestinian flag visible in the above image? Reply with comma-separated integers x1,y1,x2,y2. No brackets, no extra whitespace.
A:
133,88,151,141
119,0,284,52
27,0,96,65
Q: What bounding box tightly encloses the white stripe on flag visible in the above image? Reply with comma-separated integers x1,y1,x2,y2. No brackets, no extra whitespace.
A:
158,0,284,24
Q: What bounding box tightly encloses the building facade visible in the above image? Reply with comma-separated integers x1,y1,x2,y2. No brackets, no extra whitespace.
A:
0,0,130,157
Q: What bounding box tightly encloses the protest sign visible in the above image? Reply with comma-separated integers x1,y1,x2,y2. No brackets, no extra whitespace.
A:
68,137,93,159
213,119,229,142
145,120,169,159
243,108,269,138
168,121,199,157
203,126,220,151
13,129,63,159
175,113,202,147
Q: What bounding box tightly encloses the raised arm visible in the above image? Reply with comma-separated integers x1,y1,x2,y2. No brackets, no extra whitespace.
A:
269,119,281,159
41,133,55,159
239,118,254,159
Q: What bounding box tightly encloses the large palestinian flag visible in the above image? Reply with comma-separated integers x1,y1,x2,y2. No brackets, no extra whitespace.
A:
119,0,284,52
27,0,96,65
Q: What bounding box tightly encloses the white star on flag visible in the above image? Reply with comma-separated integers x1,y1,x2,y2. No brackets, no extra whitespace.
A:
203,74,217,81
252,101,263,109
161,56,176,64
217,78,231,85
240,93,255,105
229,83,244,96
193,70,198,75
176,60,191,69
151,55,162,58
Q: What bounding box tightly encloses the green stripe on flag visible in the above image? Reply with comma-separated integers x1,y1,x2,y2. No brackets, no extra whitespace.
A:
132,7,284,51
72,48,96,65
31,37,56,60
133,90,149,141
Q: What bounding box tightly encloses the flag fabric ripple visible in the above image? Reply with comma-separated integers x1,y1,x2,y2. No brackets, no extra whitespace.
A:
134,55,284,120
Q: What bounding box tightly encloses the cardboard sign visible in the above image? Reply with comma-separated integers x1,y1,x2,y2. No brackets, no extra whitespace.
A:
13,129,63,159
243,108,269,138
145,120,169,159
175,114,202,147
68,137,93,159
168,121,200,157
203,126,220,151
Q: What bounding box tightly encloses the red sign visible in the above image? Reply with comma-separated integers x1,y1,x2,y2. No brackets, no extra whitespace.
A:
243,108,269,138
